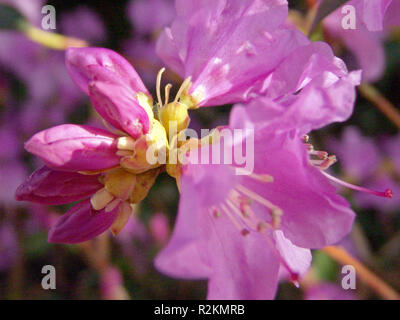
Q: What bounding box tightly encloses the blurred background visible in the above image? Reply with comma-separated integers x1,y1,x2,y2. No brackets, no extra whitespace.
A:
0,0,399,299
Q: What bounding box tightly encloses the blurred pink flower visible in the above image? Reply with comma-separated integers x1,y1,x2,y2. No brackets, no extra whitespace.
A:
0,223,19,272
127,0,175,36
60,6,107,44
323,0,400,82
100,267,129,300
328,126,400,212
306,283,356,300
149,212,170,246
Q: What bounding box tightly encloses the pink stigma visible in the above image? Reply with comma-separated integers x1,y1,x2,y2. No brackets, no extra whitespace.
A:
321,171,394,199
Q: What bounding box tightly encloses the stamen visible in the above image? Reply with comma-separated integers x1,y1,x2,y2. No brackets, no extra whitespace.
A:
309,150,328,160
156,68,166,108
105,198,122,212
257,221,270,233
235,168,274,182
164,83,172,107
210,206,221,218
116,150,133,157
90,188,115,211
318,155,337,170
226,199,257,230
305,143,314,152
321,171,394,198
117,136,135,150
174,76,192,103
235,184,283,227
220,203,248,236
302,135,310,143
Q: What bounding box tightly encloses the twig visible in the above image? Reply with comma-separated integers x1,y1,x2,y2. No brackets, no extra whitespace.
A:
322,246,400,300
358,83,400,130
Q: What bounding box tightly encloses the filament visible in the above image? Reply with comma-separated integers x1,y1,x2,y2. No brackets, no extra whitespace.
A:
321,171,393,198
156,68,166,108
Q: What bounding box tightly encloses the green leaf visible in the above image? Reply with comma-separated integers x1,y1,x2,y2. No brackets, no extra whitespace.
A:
0,4,27,30
313,250,340,282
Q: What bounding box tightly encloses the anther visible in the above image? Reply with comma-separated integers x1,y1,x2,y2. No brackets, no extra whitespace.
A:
117,136,135,151
90,188,114,211
235,168,274,182
174,76,192,103
164,83,172,107
257,221,269,233
211,207,221,218
116,150,133,157
302,135,310,143
156,68,166,108
105,198,122,212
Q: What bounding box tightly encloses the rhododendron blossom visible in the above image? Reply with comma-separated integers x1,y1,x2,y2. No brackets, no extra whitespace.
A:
155,89,395,299
13,0,393,300
15,0,363,245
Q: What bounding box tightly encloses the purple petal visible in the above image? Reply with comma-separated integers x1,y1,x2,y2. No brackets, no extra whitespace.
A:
323,8,385,82
248,134,355,248
15,166,103,205
205,216,280,300
89,81,150,138
25,124,120,172
155,179,211,279
273,230,312,280
224,105,356,248
156,171,281,299
384,0,400,28
361,0,393,31
65,47,149,95
48,199,117,244
157,0,311,106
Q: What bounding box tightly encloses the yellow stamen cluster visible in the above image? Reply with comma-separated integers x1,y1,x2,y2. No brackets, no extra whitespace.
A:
84,68,205,236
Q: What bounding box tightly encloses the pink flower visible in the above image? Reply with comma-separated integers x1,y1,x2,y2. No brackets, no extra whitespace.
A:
156,0,360,110
155,98,358,299
323,0,400,82
16,0,362,249
16,48,167,243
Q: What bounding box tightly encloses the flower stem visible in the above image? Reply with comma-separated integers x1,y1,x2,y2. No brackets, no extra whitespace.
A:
358,83,400,130
322,246,400,300
20,22,88,50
